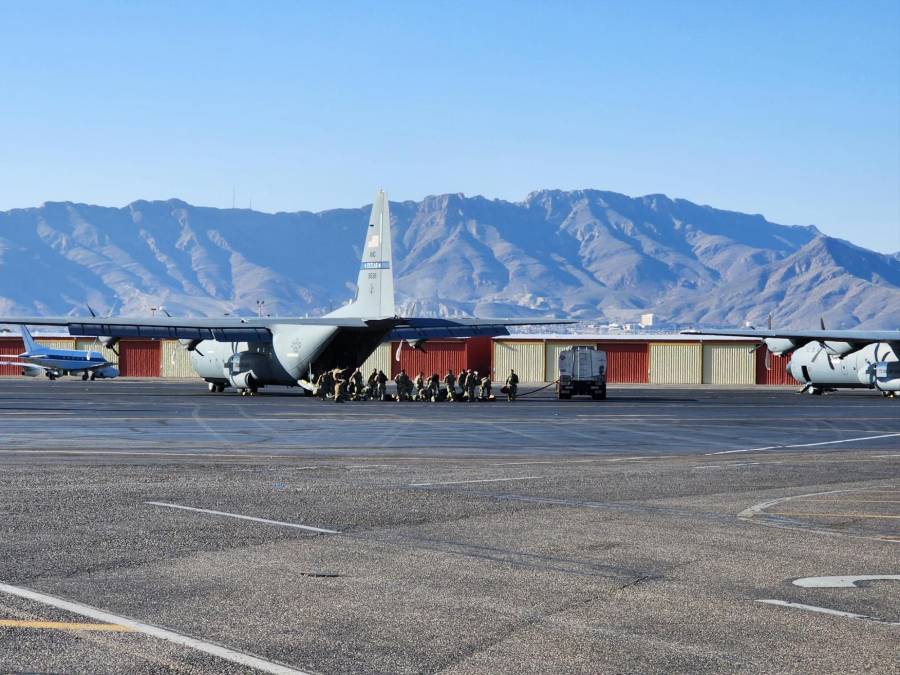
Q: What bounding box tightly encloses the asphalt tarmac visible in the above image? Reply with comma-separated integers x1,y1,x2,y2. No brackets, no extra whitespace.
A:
0,379,897,673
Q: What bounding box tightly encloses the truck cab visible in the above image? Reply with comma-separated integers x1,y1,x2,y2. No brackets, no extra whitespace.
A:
557,346,607,400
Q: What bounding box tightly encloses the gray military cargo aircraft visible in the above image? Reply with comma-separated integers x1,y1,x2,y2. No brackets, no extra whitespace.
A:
684,323,900,397
0,191,570,395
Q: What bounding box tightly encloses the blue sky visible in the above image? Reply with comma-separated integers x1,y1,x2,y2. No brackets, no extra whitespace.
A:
1,1,898,252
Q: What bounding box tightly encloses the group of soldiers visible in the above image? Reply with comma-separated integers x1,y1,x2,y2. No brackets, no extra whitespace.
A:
313,367,519,403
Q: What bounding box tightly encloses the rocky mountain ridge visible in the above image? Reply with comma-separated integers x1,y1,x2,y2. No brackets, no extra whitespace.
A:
0,190,898,328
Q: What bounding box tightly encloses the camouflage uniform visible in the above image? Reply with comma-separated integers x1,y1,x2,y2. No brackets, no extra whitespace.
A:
505,370,519,401
443,370,456,402
479,374,492,400
375,370,388,400
466,370,477,401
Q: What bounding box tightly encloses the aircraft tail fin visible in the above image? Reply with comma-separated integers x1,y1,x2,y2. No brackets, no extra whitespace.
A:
20,325,38,353
329,190,395,319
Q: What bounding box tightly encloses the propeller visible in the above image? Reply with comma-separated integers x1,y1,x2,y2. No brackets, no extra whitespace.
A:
810,317,834,369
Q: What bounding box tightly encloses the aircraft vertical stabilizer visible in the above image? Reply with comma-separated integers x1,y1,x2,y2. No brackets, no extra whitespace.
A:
329,190,395,318
20,326,39,353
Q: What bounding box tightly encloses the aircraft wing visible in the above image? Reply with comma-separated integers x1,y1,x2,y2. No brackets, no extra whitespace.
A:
682,328,900,349
0,315,572,342
0,360,46,370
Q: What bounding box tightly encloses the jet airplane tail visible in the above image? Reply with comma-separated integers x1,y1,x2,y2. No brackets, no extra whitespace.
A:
20,325,39,354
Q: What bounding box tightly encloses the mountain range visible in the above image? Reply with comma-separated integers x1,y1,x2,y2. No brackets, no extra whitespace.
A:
0,190,898,329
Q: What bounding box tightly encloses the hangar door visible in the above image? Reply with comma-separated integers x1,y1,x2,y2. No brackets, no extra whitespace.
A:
702,343,756,384
649,343,702,384
492,341,545,382
161,340,196,378
360,343,392,377
119,340,161,377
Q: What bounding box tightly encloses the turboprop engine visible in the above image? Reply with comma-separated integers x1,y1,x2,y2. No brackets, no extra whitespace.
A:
94,366,119,378
763,338,798,356
22,365,42,377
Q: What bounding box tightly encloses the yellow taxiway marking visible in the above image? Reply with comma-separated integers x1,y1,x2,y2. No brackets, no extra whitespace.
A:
0,619,133,631
766,512,900,519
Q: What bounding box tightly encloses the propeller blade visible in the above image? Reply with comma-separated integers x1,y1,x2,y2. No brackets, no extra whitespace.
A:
395,340,403,362
820,316,826,330
767,313,773,330
765,348,771,371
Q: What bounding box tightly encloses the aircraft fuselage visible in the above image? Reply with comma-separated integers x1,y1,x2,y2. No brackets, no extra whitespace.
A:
788,341,900,393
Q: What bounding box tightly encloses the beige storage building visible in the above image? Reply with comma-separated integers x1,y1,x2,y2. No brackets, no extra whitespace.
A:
360,342,392,376
161,340,197,378
36,337,76,351
649,342,702,384
493,340,545,382
702,343,756,385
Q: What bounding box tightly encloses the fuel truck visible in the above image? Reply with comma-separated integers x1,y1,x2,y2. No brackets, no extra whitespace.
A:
557,346,607,400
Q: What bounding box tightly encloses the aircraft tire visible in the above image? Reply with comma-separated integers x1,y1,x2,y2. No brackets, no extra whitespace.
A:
82,372,89,381
208,382,217,393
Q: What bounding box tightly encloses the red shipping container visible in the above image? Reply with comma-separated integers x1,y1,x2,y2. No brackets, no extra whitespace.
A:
391,336,492,379
596,342,649,383
0,337,25,376
755,346,796,385
119,340,161,377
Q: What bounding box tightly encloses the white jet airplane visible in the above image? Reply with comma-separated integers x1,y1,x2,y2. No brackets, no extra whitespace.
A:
0,191,569,394
0,326,119,380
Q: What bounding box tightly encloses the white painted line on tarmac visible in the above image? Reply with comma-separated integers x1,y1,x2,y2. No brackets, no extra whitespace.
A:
874,454,900,458
710,432,900,455
793,575,900,588
0,581,311,674
409,476,542,487
145,501,339,534
756,599,900,625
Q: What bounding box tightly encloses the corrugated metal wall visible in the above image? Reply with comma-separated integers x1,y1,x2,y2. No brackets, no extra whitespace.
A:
161,340,197,378
360,343,392,376
755,347,796,385
702,343,756,384
0,338,24,376
119,340,161,377
596,342,649,383
492,341,545,382
392,340,467,378
545,342,599,382
649,343,702,384
35,337,75,350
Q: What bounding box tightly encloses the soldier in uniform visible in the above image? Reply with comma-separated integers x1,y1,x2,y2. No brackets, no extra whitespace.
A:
414,371,425,400
479,372,492,400
394,369,411,401
466,369,478,402
350,368,364,400
366,369,378,399
443,369,456,402
321,369,335,399
375,369,388,400
333,372,348,403
505,369,519,401
428,372,440,401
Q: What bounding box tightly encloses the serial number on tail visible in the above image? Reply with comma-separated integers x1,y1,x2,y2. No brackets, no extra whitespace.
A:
361,261,391,270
